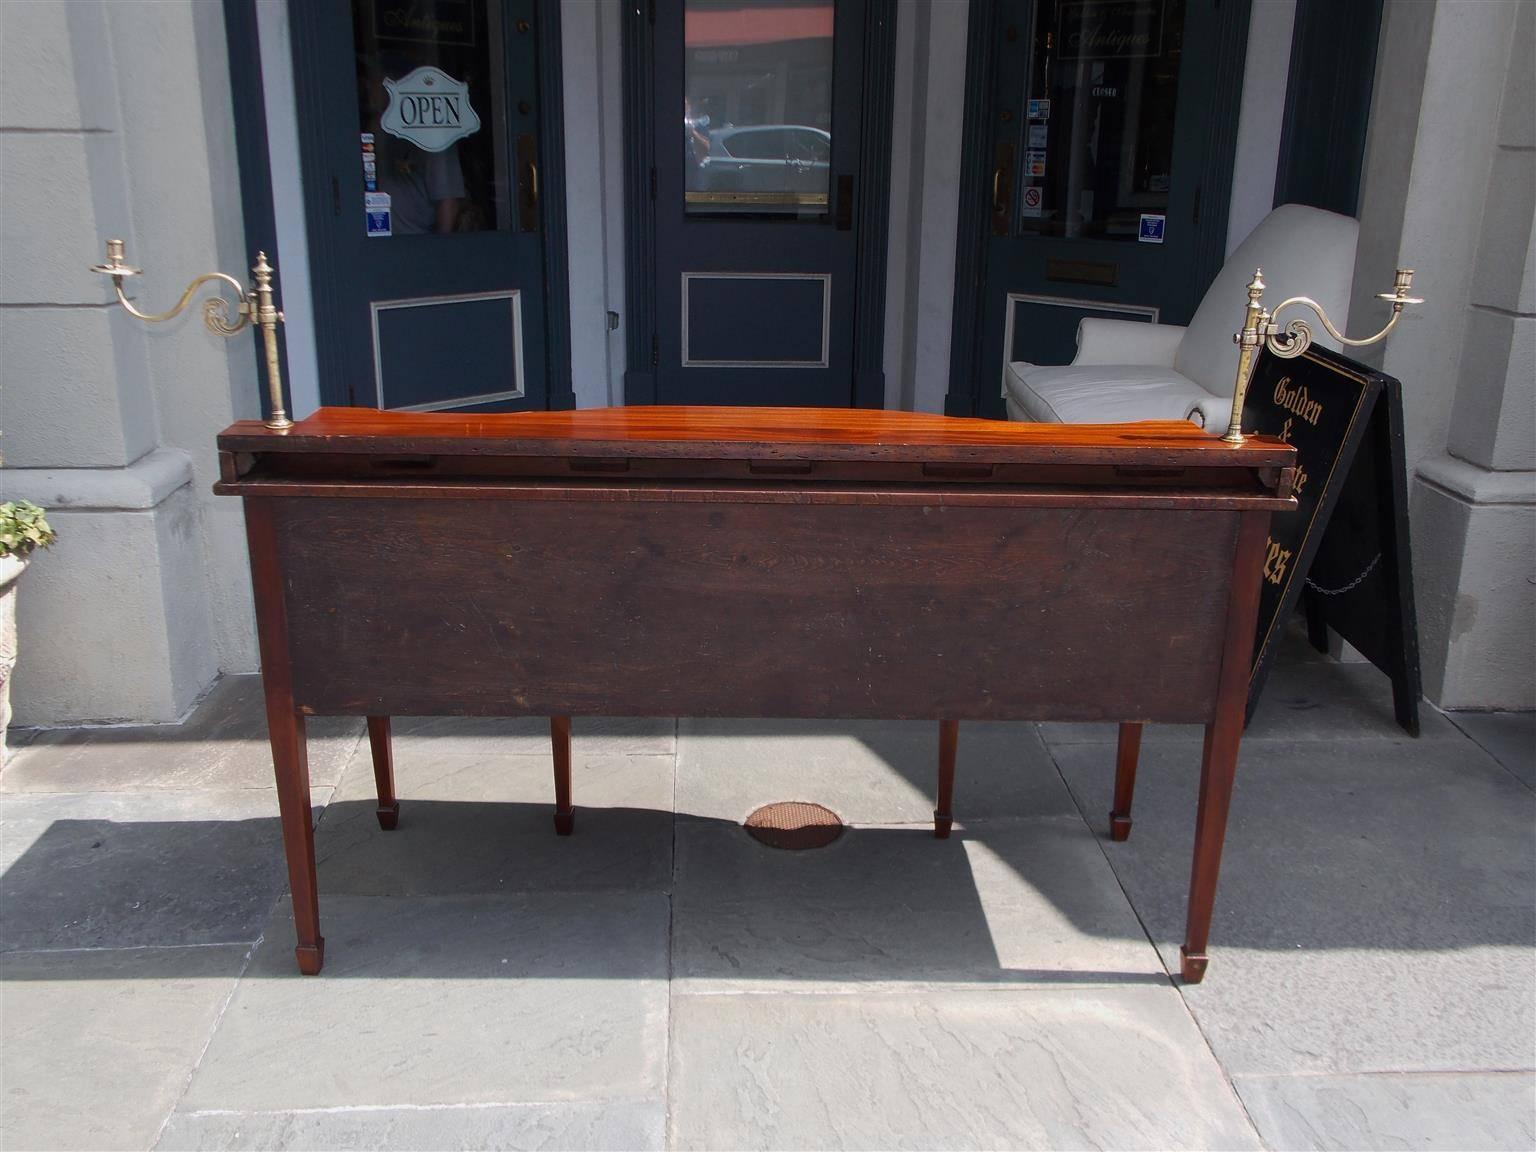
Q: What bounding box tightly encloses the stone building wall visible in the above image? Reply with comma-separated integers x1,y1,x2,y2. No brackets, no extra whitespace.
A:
0,1,259,723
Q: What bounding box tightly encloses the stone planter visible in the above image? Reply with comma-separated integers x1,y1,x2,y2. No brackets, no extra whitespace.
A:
0,554,28,768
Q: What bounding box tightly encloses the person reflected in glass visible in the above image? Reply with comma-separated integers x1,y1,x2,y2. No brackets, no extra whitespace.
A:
362,68,467,235
684,96,711,192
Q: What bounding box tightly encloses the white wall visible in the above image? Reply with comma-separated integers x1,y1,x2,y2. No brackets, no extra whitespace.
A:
1225,0,1296,255
561,0,626,409
255,0,322,421
883,0,971,414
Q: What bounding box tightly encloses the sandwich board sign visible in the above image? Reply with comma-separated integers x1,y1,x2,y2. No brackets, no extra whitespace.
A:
1242,345,1422,734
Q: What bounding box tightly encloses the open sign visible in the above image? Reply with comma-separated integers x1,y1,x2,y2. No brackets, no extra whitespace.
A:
380,66,482,153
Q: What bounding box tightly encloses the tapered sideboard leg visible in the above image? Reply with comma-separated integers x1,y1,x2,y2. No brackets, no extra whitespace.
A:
245,497,323,975
551,715,574,835
1109,722,1142,841
934,719,959,839
367,716,400,830
268,704,324,975
1181,714,1241,984
1181,509,1268,985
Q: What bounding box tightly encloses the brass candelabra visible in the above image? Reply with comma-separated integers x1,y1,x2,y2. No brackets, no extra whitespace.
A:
1222,267,1422,443
91,238,292,430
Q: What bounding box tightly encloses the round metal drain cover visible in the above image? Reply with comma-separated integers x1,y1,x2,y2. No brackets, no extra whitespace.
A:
744,801,844,850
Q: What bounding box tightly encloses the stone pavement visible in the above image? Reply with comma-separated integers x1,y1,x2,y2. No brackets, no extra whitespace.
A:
2,628,1532,1150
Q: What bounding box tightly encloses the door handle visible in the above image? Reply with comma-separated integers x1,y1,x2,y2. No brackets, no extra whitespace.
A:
516,134,539,231
834,174,854,230
991,143,1014,236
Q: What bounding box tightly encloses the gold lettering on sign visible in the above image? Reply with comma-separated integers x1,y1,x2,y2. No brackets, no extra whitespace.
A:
381,3,470,39
1293,462,1309,497
1263,537,1293,586
1066,24,1154,54
1272,376,1324,425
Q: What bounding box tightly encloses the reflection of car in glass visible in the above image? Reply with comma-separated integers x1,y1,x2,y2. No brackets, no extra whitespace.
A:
698,125,830,193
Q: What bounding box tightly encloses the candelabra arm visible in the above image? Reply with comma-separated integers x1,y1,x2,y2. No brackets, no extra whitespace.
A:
108,270,252,331
91,238,291,430
1221,266,1422,442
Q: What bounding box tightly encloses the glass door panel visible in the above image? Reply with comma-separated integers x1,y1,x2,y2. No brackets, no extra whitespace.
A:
684,0,835,215
1017,0,1185,240
352,0,514,236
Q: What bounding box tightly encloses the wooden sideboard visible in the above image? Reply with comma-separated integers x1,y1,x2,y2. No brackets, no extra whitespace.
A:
216,406,1294,981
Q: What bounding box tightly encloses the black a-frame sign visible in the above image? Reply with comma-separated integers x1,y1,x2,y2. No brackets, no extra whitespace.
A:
1243,345,1422,734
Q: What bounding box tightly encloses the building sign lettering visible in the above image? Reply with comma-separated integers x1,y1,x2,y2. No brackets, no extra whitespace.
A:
1057,0,1166,60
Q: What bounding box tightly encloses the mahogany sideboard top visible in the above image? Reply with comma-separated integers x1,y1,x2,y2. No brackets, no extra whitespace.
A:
215,406,1293,981
218,403,1294,468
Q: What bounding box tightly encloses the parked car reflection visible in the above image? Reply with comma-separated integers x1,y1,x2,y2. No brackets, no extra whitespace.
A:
691,124,830,196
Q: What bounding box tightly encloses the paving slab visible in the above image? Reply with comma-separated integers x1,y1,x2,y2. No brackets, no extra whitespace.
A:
668,988,1261,1150
182,892,669,1111
0,789,328,950
677,718,1070,825
388,715,675,756
1041,654,1457,747
2,674,363,792
156,1101,665,1151
1053,737,1536,1074
1,944,249,1151
1234,1071,1536,1151
318,749,674,895
674,817,1161,990
1449,710,1536,789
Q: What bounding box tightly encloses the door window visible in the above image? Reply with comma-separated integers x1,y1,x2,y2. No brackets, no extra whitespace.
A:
683,0,835,214
352,0,513,235
1018,0,1185,240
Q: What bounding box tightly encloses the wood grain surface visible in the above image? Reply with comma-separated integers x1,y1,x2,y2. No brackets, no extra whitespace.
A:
218,406,1294,468
275,495,1236,722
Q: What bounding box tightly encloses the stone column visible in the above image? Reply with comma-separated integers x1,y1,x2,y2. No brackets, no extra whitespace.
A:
1351,0,1535,710
0,1,259,724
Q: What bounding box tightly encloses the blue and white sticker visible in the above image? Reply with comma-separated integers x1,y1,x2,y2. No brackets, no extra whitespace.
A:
365,191,392,238
1026,98,1051,120
1138,213,1166,244
1027,123,1048,148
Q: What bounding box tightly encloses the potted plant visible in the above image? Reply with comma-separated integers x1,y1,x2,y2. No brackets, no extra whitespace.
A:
0,501,56,765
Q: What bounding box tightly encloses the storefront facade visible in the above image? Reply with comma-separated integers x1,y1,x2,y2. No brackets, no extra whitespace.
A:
2,0,1532,725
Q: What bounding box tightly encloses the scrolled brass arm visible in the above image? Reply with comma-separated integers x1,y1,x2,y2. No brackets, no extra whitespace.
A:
1221,267,1422,443
104,268,252,331
91,238,291,429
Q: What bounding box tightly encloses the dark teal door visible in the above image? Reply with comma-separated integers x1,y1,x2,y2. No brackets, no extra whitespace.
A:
971,0,1246,414
293,0,552,412
645,0,876,407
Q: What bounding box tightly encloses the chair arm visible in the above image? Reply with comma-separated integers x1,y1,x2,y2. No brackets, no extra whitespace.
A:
1072,319,1186,367
1183,391,1235,432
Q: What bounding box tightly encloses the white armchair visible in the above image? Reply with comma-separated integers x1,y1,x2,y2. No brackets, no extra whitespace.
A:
1004,204,1361,428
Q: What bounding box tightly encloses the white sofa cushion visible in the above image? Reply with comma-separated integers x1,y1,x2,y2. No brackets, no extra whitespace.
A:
1175,204,1360,398
1005,362,1225,427
1072,318,1186,366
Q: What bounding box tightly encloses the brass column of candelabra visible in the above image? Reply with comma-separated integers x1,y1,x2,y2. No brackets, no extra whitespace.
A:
1221,267,1423,443
91,238,292,430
